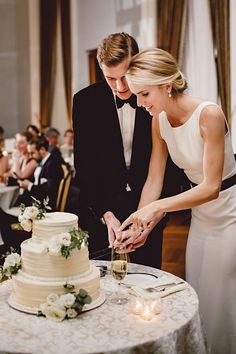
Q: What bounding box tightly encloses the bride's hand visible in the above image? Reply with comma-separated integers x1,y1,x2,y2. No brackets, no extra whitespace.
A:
118,202,164,231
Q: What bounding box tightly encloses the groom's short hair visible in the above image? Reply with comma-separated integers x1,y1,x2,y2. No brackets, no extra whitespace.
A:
97,32,139,67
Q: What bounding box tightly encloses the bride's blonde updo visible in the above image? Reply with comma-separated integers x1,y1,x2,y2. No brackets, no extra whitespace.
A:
126,48,187,96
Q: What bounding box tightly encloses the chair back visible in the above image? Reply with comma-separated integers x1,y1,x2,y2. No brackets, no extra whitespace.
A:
56,164,72,212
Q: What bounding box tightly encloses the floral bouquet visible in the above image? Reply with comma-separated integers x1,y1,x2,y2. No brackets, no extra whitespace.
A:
47,227,89,259
0,248,21,283
38,284,92,321
18,196,51,232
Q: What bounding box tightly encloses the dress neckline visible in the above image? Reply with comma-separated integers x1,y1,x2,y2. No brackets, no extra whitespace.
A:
164,101,215,130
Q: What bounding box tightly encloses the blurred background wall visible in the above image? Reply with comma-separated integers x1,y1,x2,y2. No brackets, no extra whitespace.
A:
0,0,235,150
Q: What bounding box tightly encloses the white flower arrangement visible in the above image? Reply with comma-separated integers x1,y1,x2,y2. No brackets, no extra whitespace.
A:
47,228,89,259
38,286,92,321
0,248,21,283
18,196,51,232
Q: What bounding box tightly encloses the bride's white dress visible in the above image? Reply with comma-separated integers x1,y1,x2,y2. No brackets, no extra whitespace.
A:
159,101,236,354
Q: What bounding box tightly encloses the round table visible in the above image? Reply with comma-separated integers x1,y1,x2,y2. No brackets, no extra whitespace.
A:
0,261,206,354
0,184,19,210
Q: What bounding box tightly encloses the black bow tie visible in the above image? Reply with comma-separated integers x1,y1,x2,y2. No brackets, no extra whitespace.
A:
115,94,137,109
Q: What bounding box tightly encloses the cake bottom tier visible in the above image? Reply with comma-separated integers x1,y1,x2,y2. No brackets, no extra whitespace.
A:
9,265,101,314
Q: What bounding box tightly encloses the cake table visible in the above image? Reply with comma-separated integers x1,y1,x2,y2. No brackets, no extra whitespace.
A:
0,261,206,354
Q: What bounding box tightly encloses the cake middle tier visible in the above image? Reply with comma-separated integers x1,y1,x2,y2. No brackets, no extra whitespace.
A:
21,239,90,278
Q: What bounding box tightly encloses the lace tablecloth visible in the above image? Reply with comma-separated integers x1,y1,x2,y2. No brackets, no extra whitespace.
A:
0,261,207,354
0,185,18,210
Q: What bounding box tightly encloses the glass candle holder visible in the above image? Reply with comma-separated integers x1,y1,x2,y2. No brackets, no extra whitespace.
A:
149,296,162,315
141,301,156,321
130,297,144,315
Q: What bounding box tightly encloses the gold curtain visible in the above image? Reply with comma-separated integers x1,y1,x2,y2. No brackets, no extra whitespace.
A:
157,0,188,65
40,0,58,130
208,0,231,125
60,0,72,127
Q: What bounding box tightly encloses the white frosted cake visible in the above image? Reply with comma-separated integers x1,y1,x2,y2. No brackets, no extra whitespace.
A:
9,212,102,313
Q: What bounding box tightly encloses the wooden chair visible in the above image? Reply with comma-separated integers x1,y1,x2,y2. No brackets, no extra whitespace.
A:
56,164,72,212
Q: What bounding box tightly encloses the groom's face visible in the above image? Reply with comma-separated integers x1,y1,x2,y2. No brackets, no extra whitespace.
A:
102,58,132,100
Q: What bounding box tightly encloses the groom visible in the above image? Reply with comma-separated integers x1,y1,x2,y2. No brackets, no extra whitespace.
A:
72,33,183,268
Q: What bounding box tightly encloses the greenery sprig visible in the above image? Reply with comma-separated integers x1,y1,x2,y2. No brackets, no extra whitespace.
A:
61,228,89,259
48,227,89,259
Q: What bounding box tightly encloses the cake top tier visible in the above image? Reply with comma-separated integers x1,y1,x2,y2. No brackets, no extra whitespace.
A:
32,212,78,242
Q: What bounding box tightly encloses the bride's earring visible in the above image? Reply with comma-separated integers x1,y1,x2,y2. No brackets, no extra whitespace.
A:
168,90,172,98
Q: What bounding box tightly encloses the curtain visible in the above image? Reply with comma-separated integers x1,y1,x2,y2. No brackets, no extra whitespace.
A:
157,0,188,65
40,0,58,130
208,0,231,125
182,0,217,102
60,0,72,126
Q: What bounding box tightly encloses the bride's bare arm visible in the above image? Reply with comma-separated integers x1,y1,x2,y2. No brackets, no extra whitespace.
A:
120,105,225,233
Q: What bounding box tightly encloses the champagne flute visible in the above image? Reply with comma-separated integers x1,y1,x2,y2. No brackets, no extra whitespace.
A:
110,243,128,305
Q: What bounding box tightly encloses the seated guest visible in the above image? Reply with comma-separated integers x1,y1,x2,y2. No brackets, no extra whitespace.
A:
44,127,65,165
0,127,9,181
17,137,64,211
26,124,40,138
60,129,74,169
3,131,36,185
0,138,64,259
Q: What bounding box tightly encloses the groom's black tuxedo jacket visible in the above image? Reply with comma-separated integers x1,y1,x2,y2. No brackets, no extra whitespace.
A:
73,80,154,221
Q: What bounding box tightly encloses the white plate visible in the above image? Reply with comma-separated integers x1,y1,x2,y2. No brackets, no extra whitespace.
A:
122,274,180,289
122,273,160,288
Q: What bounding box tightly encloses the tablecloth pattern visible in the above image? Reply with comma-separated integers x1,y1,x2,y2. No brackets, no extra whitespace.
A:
0,261,207,354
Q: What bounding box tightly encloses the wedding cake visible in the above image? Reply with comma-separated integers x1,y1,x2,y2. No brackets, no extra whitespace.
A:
8,211,102,314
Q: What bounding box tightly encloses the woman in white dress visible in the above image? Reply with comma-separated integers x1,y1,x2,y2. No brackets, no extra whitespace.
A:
118,48,236,354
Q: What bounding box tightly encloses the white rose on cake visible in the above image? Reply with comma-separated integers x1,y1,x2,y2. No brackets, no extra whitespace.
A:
42,304,66,322
58,293,76,308
3,253,21,269
46,293,59,305
20,219,32,232
58,232,71,247
48,237,62,256
23,206,38,220
66,308,77,318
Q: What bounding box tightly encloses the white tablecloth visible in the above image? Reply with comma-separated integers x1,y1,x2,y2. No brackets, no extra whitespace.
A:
0,184,18,210
0,261,207,354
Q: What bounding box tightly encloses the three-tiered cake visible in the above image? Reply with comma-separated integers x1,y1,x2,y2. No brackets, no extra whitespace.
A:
8,212,103,313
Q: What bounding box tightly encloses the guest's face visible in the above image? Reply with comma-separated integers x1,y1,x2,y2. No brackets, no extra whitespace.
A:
102,58,132,100
29,144,40,161
15,134,28,153
128,82,169,116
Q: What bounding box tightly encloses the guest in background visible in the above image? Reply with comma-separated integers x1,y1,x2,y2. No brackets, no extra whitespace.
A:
0,126,5,146
44,127,65,165
0,127,9,180
17,137,63,211
26,124,40,138
72,33,185,268
0,137,64,258
60,129,74,169
2,131,36,185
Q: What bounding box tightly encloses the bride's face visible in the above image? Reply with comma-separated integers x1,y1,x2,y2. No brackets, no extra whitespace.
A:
128,82,169,116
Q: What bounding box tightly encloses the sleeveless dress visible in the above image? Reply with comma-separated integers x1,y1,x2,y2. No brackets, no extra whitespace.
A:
159,101,236,354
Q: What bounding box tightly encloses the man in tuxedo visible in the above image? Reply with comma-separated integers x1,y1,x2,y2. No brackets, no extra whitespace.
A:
18,137,63,211
73,33,184,268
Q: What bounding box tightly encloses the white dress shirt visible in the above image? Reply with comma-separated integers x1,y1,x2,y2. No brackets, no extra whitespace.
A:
116,99,136,169
28,153,51,191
